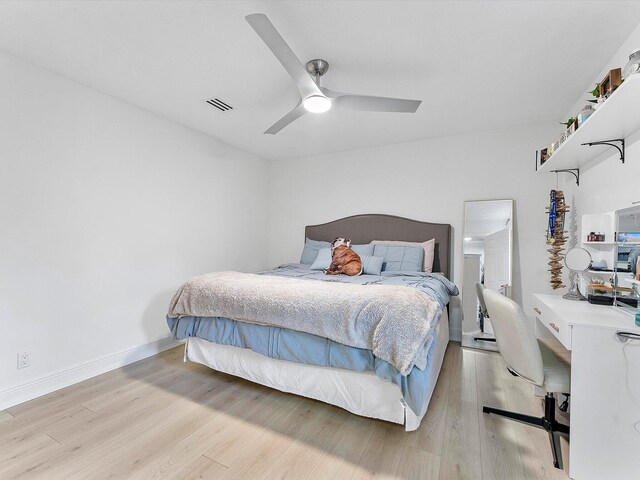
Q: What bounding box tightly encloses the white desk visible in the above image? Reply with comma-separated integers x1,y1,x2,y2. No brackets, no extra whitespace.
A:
533,294,640,480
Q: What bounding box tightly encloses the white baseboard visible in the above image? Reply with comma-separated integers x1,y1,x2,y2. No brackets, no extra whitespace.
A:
0,336,181,411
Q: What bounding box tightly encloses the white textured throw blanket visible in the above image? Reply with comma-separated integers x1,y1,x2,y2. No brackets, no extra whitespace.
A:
168,271,442,375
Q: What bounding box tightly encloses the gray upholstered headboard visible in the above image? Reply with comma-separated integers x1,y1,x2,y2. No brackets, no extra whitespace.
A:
305,214,452,278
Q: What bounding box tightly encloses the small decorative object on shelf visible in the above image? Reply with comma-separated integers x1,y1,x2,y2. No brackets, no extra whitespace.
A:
600,68,622,98
587,232,605,242
546,190,569,289
548,142,555,157
540,147,549,165
587,82,601,105
590,259,608,270
559,131,568,146
576,104,595,126
559,117,577,140
623,48,640,80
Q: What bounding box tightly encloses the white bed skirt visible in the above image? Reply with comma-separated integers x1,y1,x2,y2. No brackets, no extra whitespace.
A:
185,309,449,431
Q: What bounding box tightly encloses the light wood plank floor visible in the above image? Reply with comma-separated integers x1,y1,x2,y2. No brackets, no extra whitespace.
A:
1,342,570,480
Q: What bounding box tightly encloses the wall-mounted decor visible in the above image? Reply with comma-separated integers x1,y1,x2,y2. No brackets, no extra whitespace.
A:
546,189,569,289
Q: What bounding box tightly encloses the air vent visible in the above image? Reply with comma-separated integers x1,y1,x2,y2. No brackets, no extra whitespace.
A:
205,97,233,112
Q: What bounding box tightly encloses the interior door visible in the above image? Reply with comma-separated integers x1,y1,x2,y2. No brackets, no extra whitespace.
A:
484,228,511,295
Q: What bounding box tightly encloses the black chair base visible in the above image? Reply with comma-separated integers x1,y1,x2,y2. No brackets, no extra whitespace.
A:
483,393,570,469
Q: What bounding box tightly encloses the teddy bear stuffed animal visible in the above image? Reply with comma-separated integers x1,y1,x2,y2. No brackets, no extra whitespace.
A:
324,237,362,276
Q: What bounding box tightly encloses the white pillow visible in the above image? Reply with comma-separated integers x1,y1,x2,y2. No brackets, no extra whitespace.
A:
371,238,435,272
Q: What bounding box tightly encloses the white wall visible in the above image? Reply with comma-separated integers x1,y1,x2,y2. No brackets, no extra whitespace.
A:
5,17,637,405
559,21,640,221
268,122,560,338
0,52,268,402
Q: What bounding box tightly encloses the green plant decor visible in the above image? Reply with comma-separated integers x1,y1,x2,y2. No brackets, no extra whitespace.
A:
587,83,601,103
560,117,577,128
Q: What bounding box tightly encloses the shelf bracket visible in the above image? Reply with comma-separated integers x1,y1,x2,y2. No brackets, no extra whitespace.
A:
581,138,625,164
551,168,580,186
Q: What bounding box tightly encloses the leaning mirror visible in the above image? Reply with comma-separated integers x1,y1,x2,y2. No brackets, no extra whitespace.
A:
461,199,513,351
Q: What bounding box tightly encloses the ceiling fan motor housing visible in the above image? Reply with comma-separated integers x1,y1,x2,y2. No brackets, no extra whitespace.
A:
306,59,329,77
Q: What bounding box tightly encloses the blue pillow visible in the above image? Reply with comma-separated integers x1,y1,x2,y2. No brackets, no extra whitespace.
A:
309,245,377,272
304,241,372,266
360,255,384,275
310,248,332,270
372,244,424,272
351,244,374,257
311,250,383,275
300,238,331,264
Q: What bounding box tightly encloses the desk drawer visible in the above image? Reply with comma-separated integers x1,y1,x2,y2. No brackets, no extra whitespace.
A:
533,302,571,349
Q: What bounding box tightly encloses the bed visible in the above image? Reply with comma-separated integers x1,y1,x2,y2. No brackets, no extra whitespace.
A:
167,214,455,431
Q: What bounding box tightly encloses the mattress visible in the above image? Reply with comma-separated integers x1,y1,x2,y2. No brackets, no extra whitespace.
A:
168,263,457,416
170,312,445,416
185,308,449,431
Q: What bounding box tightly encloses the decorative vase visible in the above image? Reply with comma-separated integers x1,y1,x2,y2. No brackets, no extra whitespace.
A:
623,48,640,80
576,105,595,126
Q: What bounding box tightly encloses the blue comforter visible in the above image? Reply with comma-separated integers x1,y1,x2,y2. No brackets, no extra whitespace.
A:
167,263,458,415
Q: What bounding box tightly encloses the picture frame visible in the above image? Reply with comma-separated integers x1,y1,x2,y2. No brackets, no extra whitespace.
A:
600,68,622,97
540,147,549,165
558,132,568,146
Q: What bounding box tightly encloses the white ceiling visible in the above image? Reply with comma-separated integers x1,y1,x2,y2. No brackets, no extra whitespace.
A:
1,1,640,160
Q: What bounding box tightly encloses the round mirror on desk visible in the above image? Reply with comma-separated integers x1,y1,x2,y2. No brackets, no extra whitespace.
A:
563,247,592,301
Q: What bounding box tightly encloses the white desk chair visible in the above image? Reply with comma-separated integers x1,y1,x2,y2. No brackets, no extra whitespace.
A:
482,289,571,469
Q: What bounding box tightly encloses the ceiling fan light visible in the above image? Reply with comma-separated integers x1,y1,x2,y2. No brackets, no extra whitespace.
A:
303,95,332,113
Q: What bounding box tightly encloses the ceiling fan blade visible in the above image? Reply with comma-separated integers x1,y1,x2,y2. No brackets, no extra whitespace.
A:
264,102,307,134
323,88,421,113
246,13,322,99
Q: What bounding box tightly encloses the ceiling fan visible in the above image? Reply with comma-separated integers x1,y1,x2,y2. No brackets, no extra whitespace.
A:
245,13,422,134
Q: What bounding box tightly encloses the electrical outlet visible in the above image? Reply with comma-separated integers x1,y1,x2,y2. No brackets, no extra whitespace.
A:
17,352,31,369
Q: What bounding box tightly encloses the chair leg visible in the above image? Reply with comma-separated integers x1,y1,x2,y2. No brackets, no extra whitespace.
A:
482,406,544,427
483,393,569,470
549,430,564,470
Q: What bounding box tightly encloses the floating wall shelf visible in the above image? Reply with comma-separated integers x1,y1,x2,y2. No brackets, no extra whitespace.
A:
536,74,640,174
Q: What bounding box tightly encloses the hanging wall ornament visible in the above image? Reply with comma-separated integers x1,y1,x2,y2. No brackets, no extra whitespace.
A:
546,189,569,289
